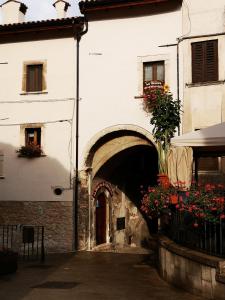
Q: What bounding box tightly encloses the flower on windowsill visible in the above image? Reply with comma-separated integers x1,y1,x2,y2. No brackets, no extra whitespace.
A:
17,143,43,158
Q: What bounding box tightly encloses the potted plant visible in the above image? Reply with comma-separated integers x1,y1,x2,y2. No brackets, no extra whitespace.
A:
17,143,43,158
142,84,181,185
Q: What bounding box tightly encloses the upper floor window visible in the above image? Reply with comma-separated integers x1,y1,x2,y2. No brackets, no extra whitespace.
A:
192,40,218,84
26,64,43,92
143,61,165,88
22,61,47,93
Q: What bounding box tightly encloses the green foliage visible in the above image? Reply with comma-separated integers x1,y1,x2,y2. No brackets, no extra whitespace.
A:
150,92,181,149
17,144,42,158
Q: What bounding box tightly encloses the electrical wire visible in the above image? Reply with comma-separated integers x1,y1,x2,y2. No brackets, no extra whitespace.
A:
0,98,75,104
0,119,72,126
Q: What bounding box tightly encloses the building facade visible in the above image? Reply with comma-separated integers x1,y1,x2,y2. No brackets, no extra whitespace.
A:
0,0,224,253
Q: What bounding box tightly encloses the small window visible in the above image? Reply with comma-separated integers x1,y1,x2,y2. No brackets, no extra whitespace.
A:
192,40,218,83
198,157,219,172
22,61,47,93
26,64,43,92
25,128,41,146
143,61,164,88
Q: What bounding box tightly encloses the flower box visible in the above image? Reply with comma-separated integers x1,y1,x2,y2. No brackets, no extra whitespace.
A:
17,144,43,158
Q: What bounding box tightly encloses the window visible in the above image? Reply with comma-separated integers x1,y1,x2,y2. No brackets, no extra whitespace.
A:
143,61,165,88
192,40,218,83
22,61,47,93
25,128,41,146
26,64,43,92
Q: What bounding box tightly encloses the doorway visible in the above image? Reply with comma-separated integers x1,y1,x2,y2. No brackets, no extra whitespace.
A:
96,193,107,245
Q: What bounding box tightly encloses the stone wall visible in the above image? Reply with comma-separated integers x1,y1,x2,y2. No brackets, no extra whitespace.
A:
159,236,225,299
0,201,73,253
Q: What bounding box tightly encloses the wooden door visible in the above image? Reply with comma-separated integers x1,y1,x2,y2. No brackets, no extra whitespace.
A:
96,193,106,245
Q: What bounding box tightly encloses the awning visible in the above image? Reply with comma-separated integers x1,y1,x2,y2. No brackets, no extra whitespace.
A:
171,123,225,147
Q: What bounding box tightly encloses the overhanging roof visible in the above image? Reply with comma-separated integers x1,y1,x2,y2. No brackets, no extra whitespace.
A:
0,17,84,42
79,0,171,13
171,123,225,147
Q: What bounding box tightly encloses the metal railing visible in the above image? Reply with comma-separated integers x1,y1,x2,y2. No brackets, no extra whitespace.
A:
0,224,45,262
165,210,225,258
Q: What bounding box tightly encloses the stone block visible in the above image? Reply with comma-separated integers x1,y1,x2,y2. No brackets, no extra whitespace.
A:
202,265,213,282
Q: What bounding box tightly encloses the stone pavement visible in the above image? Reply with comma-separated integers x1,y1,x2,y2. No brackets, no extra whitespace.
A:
0,251,204,300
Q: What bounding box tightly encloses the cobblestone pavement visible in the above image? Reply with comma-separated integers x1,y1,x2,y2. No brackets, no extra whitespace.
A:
0,251,204,300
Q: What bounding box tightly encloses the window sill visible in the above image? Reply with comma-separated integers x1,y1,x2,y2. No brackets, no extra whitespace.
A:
17,154,46,158
186,80,225,88
20,91,48,95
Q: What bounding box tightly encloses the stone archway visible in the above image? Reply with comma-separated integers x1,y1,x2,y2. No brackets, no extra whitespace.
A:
79,125,158,251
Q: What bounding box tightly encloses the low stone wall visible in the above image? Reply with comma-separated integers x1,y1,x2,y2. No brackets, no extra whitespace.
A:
0,201,73,253
158,236,225,299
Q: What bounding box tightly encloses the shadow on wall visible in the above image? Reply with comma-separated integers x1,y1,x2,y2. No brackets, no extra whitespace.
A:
0,142,74,253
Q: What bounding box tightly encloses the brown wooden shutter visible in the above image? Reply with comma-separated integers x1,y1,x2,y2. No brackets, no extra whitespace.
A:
205,40,218,82
192,42,204,83
192,40,218,83
26,64,43,92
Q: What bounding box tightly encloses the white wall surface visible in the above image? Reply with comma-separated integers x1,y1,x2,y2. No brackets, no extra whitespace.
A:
79,10,182,167
0,37,76,201
181,1,225,132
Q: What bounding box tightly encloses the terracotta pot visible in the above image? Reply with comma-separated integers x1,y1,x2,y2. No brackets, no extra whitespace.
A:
157,174,170,189
170,194,178,205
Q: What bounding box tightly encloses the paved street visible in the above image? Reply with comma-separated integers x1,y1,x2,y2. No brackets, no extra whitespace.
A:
0,251,203,300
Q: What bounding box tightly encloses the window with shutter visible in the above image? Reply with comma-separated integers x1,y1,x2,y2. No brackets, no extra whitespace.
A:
26,64,43,92
192,40,218,83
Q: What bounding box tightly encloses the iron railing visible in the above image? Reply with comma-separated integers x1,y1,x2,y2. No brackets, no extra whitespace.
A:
165,210,225,258
0,224,45,262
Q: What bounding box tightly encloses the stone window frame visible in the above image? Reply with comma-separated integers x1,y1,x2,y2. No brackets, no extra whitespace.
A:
21,60,47,95
20,123,45,153
137,54,170,95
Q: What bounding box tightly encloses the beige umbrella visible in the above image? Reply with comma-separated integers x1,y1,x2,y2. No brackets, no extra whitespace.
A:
168,146,193,189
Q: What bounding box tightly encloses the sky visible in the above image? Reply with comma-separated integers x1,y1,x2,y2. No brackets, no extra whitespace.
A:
0,0,81,22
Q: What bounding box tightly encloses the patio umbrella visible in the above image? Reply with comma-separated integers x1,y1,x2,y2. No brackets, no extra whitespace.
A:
168,146,193,189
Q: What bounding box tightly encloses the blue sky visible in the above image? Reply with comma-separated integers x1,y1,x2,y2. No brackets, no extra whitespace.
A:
0,0,81,21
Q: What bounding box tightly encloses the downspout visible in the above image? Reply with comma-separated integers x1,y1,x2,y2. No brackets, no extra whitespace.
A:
73,17,88,251
158,42,180,136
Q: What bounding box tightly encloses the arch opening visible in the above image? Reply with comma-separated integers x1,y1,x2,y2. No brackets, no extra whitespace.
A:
92,143,158,250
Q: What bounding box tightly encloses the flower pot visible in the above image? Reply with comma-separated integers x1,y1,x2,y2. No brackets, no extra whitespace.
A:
157,174,170,189
170,194,178,205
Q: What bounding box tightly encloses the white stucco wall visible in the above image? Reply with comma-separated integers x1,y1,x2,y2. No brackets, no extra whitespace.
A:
79,9,182,167
0,37,76,202
181,0,225,132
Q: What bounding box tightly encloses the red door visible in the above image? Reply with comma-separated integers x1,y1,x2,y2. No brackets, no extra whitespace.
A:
96,193,106,245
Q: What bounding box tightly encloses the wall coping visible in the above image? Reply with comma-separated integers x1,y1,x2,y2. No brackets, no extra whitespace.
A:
158,235,225,270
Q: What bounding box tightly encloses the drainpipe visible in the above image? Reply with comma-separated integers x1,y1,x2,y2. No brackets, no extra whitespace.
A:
73,17,88,251
158,42,180,135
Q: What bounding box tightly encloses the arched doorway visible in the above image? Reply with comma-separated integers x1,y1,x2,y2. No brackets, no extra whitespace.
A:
82,125,158,250
96,193,107,245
